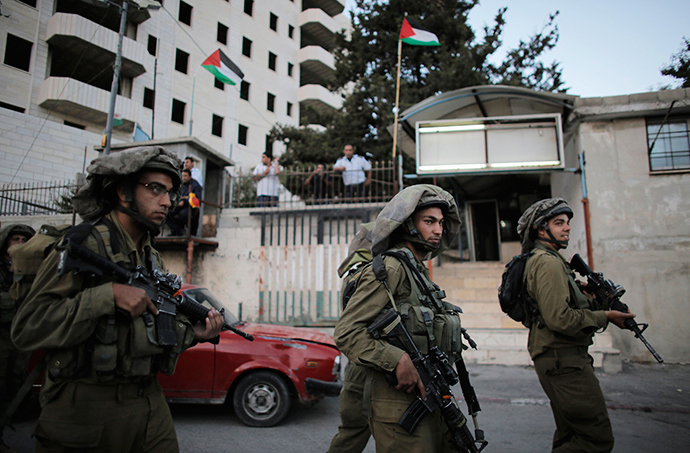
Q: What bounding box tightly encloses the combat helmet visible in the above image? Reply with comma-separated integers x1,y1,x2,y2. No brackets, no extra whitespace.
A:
72,146,182,235
517,198,573,253
369,184,461,260
0,224,36,256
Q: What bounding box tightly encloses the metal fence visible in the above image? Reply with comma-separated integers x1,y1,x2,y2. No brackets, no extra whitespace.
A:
0,180,77,216
227,161,398,209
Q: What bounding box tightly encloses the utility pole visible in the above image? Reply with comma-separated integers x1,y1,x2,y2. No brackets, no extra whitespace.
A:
103,0,128,155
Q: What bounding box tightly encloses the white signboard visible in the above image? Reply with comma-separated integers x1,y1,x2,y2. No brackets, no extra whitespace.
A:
416,114,565,174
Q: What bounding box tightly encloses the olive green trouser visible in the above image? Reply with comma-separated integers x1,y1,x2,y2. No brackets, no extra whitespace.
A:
328,362,371,453
534,347,614,453
34,377,178,453
0,322,31,401
368,369,455,453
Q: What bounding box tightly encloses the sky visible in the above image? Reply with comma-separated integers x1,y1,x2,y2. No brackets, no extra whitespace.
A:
344,0,689,98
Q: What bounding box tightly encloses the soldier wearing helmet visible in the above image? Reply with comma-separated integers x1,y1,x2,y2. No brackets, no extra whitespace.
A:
0,224,35,402
518,198,635,452
11,146,223,452
334,184,467,452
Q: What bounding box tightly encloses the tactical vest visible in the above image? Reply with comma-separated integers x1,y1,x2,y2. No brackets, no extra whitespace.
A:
43,219,193,385
379,248,465,361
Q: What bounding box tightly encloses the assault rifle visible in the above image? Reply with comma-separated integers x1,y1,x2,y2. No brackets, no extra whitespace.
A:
569,254,661,363
368,309,487,453
56,238,254,343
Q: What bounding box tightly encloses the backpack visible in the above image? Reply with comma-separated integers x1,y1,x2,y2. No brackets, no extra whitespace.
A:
9,219,120,306
498,251,537,324
340,248,373,310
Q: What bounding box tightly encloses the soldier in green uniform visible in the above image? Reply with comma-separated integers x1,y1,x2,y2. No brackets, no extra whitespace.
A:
0,223,35,404
334,184,464,453
517,198,635,453
11,146,223,453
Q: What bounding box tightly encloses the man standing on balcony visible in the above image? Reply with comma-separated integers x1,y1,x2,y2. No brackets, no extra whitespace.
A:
183,157,203,187
333,145,371,201
166,169,203,236
253,151,280,207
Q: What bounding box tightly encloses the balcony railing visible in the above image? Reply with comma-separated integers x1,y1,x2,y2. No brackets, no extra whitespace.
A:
228,161,398,210
0,180,77,216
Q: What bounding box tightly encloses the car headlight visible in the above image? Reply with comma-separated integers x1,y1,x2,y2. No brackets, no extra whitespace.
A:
332,354,342,377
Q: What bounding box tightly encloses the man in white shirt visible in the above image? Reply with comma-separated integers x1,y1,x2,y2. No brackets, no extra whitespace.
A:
184,157,203,187
333,145,371,201
253,152,281,207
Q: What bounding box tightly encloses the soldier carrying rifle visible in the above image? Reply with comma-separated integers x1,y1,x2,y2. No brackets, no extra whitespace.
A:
334,184,483,452
11,146,223,452
517,198,635,452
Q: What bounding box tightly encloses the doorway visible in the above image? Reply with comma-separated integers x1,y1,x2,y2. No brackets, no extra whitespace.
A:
468,200,501,261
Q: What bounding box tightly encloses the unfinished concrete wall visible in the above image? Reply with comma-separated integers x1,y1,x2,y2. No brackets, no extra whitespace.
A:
576,116,690,363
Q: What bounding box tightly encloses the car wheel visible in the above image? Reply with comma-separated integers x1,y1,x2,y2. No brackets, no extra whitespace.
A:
233,371,291,427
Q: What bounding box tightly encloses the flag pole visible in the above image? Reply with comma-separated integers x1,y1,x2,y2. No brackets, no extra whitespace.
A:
392,38,402,160
189,64,201,136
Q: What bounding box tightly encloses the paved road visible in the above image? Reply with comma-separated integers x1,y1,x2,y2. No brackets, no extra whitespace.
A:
4,362,689,452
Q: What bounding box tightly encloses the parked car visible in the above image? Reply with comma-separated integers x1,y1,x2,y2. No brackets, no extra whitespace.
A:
158,284,342,427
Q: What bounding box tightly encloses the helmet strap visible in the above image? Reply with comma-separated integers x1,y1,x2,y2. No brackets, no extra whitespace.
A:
539,223,569,249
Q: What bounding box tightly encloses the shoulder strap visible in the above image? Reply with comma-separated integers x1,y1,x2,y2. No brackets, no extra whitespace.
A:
382,250,443,312
371,254,397,311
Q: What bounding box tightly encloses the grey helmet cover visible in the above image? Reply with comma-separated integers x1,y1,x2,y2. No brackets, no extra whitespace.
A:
0,224,35,254
72,146,182,220
369,184,461,260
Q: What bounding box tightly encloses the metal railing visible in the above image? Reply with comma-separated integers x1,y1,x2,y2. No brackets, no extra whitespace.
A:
0,180,77,216
227,161,398,209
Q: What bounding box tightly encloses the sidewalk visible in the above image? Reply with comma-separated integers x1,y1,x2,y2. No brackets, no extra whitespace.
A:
456,361,690,452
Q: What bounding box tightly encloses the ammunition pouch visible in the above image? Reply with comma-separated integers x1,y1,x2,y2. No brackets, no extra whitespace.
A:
0,291,16,323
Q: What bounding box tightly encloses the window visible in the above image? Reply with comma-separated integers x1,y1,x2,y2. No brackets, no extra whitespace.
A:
265,135,273,154
214,78,225,90
64,120,85,130
147,35,158,56
240,81,250,101
647,117,690,171
287,102,293,117
179,1,192,26
242,37,252,58
0,101,24,113
268,52,276,71
17,0,38,6
244,0,253,16
172,99,186,124
175,49,189,74
288,25,295,39
217,23,229,45
238,124,248,145
4,34,33,72
267,93,275,112
212,114,224,137
287,62,294,77
270,13,278,32
143,88,155,109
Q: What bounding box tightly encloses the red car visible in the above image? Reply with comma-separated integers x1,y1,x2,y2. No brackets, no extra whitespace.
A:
158,284,342,427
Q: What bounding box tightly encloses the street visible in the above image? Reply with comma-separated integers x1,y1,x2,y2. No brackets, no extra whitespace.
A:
4,362,689,452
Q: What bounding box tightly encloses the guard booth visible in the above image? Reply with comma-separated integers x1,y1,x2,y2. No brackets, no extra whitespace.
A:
391,86,578,261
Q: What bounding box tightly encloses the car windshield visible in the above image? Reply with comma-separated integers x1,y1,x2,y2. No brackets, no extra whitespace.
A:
184,287,240,325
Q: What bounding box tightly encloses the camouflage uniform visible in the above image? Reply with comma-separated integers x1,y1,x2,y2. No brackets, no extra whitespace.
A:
334,185,464,453
519,199,614,452
0,224,34,401
11,147,197,453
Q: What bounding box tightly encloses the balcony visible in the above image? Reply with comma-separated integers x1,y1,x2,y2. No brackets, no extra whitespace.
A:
299,8,340,51
298,46,335,86
38,77,137,129
46,13,152,78
298,84,343,112
302,0,345,17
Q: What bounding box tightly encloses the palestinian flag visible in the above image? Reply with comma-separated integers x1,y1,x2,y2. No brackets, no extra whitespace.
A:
201,49,244,85
399,18,440,46
189,192,200,208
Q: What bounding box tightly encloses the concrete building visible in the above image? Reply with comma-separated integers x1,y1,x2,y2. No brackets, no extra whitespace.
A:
0,0,346,184
394,86,690,365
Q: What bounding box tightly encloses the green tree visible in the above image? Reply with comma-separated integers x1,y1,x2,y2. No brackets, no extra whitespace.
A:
661,37,690,88
275,0,564,166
